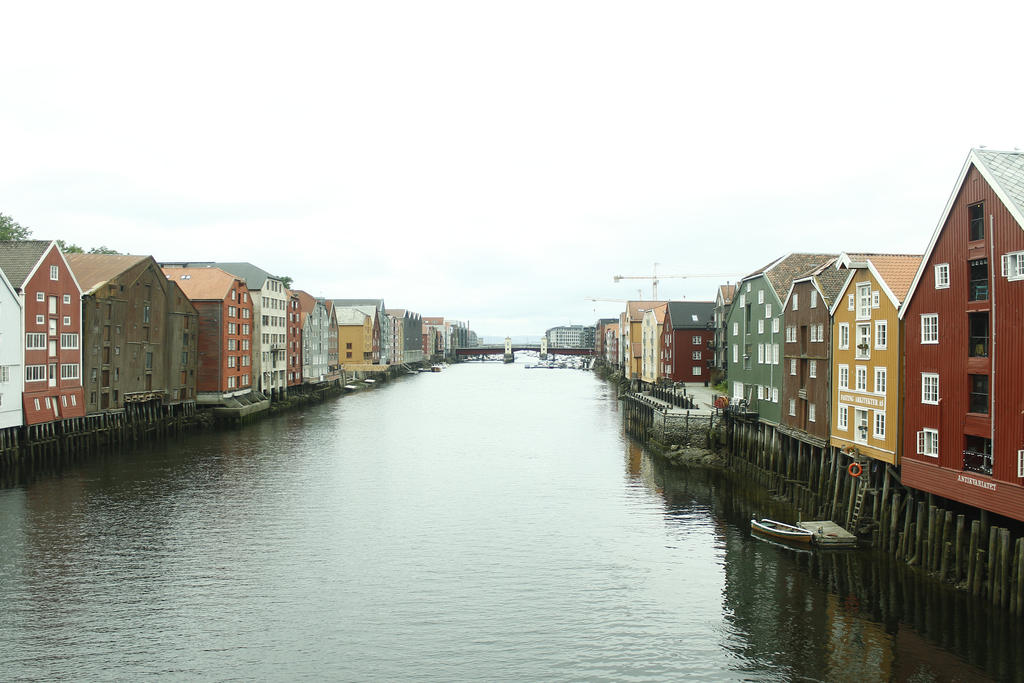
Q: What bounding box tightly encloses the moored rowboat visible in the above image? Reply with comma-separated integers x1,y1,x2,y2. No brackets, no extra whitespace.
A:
750,518,813,544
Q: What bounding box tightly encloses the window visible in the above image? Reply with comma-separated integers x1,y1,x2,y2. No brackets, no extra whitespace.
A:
230,289,236,301
739,294,746,307
35,314,44,325
874,412,886,439
228,323,238,335
790,358,797,376
969,374,989,414
26,333,45,349
848,293,854,311
692,366,701,376
0,366,7,383
242,324,249,335
36,291,44,302
745,282,750,292
875,321,887,349
792,293,798,311
917,429,939,457
838,364,849,389
733,345,739,364
789,399,796,416
857,284,871,319
969,259,988,301
228,375,237,389
60,364,79,380
757,344,764,364
935,263,950,289
692,335,701,344
856,324,871,359
228,356,237,368
757,385,764,400
838,323,849,349
872,291,880,308
969,312,989,357
810,290,817,308
772,387,778,403
243,308,250,319
49,265,59,280
969,202,984,241
691,351,701,360
228,306,237,317
785,325,794,343
63,316,71,326
874,367,886,394
855,366,867,391
732,322,738,336
758,319,764,334
757,290,764,304
772,318,779,334
145,352,153,370
838,406,848,430
921,314,938,343
1002,251,1024,280
808,403,816,422
62,294,71,304
772,344,779,365
228,339,237,351
922,373,939,404
26,365,46,381
765,303,772,318
808,360,817,378
60,333,78,349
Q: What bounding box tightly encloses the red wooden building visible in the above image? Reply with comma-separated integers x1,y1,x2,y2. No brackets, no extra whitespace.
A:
660,301,715,383
0,241,86,424
286,291,302,387
899,149,1024,522
162,267,254,401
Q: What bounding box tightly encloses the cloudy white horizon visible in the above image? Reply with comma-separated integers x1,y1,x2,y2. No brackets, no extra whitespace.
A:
3,1,1022,337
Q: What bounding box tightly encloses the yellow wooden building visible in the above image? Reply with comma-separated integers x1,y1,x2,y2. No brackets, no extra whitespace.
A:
829,253,921,465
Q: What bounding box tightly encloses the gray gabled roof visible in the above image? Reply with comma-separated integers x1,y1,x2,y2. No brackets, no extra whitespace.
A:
334,298,385,312
0,240,53,289
975,149,1024,217
665,301,715,329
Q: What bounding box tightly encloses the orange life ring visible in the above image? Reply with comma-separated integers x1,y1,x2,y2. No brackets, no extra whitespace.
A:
848,462,862,478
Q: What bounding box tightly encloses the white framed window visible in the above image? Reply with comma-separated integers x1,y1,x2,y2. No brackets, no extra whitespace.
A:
1001,251,1024,280
848,293,854,311
733,345,739,364
874,367,886,394
62,294,71,304
808,403,816,422
758,319,764,334
49,265,59,280
227,356,237,368
227,375,237,389
60,333,78,349
772,344,779,365
855,365,867,391
691,366,701,376
746,282,750,292
857,284,871,319
228,323,238,335
792,293,798,311
922,373,939,404
921,314,938,344
917,428,938,457
230,289,237,301
26,333,46,349
872,291,880,308
772,387,778,403
809,360,817,378
0,366,8,383
740,294,746,307
35,314,44,325
875,320,887,349
838,364,849,389
732,322,738,336
790,358,797,376
772,318,779,334
1018,450,1024,479
786,325,795,343
732,381,743,400
765,303,772,318
26,364,46,381
757,344,764,364
691,351,701,360
789,398,796,416
691,335,701,344
62,315,71,326
810,290,818,308
757,385,764,400
838,406,848,430
856,323,871,359
839,323,849,349
758,290,764,304
36,291,44,302
60,363,79,380
874,412,886,439
228,306,237,317
935,263,950,288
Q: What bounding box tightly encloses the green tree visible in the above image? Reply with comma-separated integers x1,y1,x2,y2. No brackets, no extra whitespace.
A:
57,240,84,254
88,245,121,254
279,275,294,289
0,212,32,241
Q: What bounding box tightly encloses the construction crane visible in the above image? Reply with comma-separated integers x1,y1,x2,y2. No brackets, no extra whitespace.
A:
613,263,742,299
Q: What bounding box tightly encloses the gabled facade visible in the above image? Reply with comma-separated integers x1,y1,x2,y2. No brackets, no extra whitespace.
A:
293,290,330,383
336,306,374,365
387,309,422,364
623,301,666,381
899,149,1024,521
69,254,198,414
0,266,24,429
604,323,619,365
640,305,667,384
726,254,835,424
713,284,735,371
828,253,920,466
162,267,253,401
286,290,302,387
322,300,340,380
661,301,715,383
333,299,387,364
779,260,845,446
0,240,86,425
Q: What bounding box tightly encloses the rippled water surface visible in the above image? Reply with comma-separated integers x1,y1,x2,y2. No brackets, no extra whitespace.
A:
0,360,1016,681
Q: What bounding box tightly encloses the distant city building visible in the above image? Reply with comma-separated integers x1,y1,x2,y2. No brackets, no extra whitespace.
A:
544,325,595,348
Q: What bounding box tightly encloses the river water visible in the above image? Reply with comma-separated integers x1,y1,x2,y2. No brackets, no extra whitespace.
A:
0,359,1020,681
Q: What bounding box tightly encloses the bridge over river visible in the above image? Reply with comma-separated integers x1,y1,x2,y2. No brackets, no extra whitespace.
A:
455,337,594,360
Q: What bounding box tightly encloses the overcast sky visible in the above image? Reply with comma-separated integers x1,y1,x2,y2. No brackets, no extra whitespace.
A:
3,2,1023,337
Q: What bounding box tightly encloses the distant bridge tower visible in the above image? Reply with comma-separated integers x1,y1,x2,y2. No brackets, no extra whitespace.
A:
540,336,548,360
504,337,514,363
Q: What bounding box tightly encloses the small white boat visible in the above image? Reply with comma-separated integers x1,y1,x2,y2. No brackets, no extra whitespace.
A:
750,518,813,545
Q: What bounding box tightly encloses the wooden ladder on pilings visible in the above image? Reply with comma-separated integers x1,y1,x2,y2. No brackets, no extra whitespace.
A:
848,460,869,533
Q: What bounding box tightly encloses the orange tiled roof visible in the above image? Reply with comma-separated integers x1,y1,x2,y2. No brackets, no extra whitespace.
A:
161,266,240,301
627,300,667,320
846,253,923,302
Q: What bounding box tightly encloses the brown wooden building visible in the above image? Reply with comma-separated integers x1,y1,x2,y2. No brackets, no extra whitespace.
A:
660,302,715,383
900,149,1024,522
67,254,198,415
779,259,846,448
0,240,86,424
286,290,302,387
162,267,254,402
